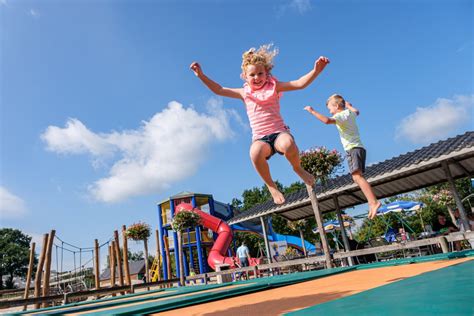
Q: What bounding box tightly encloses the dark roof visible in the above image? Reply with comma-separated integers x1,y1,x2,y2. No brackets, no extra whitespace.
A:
157,191,213,205
228,131,474,224
100,259,146,280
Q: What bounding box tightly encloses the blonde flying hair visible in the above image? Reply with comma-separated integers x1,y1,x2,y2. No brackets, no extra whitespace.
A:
326,94,346,109
241,44,278,79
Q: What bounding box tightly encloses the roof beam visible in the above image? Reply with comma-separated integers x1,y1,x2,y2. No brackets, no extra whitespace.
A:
342,191,367,203
450,159,472,177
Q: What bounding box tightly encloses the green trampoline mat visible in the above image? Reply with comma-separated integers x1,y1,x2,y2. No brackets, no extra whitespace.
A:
286,259,474,316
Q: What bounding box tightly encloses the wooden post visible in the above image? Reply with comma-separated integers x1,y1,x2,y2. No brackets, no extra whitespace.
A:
42,229,55,307
143,237,150,283
22,242,35,311
113,230,124,288
109,242,116,297
439,236,449,253
306,185,333,268
155,229,162,281
177,231,185,286
259,216,273,264
34,233,48,309
333,196,353,266
94,239,100,290
164,235,172,280
298,229,307,257
348,226,354,240
447,205,457,226
442,161,470,231
121,226,131,287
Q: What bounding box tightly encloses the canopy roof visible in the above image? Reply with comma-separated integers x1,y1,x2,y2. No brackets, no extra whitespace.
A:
228,131,474,225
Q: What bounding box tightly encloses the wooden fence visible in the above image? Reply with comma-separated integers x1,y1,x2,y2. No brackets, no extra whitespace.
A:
2,231,472,311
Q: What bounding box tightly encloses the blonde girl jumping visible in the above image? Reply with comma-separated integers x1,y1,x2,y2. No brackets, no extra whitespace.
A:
190,45,329,204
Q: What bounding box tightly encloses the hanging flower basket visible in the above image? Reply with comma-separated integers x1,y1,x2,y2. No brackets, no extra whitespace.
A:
431,189,455,207
126,222,151,241
300,146,344,182
171,210,201,233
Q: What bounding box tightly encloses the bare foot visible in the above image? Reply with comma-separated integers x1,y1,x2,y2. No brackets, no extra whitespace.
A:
368,201,381,219
268,186,285,204
295,167,316,187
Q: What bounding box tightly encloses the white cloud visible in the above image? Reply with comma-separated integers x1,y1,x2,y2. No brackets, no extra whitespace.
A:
42,119,115,157
0,187,28,219
41,98,240,203
290,0,312,14
28,9,40,18
276,0,312,17
1,0,8,6
395,95,473,144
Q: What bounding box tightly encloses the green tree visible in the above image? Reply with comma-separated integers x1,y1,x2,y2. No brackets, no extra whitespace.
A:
0,228,36,289
233,232,264,258
128,250,144,262
284,182,306,194
231,181,284,212
354,213,402,243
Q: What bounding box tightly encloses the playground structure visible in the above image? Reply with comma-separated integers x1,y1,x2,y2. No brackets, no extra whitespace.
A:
175,203,261,269
155,192,315,279
156,192,232,278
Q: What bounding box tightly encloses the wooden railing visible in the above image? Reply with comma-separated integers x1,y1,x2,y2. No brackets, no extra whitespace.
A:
185,255,328,284
185,231,474,284
0,278,179,310
332,231,474,260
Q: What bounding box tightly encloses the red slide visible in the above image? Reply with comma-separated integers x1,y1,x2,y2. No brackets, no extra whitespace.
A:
176,203,260,270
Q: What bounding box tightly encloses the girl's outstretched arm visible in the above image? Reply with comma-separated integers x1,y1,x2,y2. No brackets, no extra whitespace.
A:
277,56,330,92
190,62,243,99
304,106,336,124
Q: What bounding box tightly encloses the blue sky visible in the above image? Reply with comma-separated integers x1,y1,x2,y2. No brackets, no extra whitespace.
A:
1,0,472,267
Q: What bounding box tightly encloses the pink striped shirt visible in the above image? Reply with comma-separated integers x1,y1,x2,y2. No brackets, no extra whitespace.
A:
243,76,289,140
